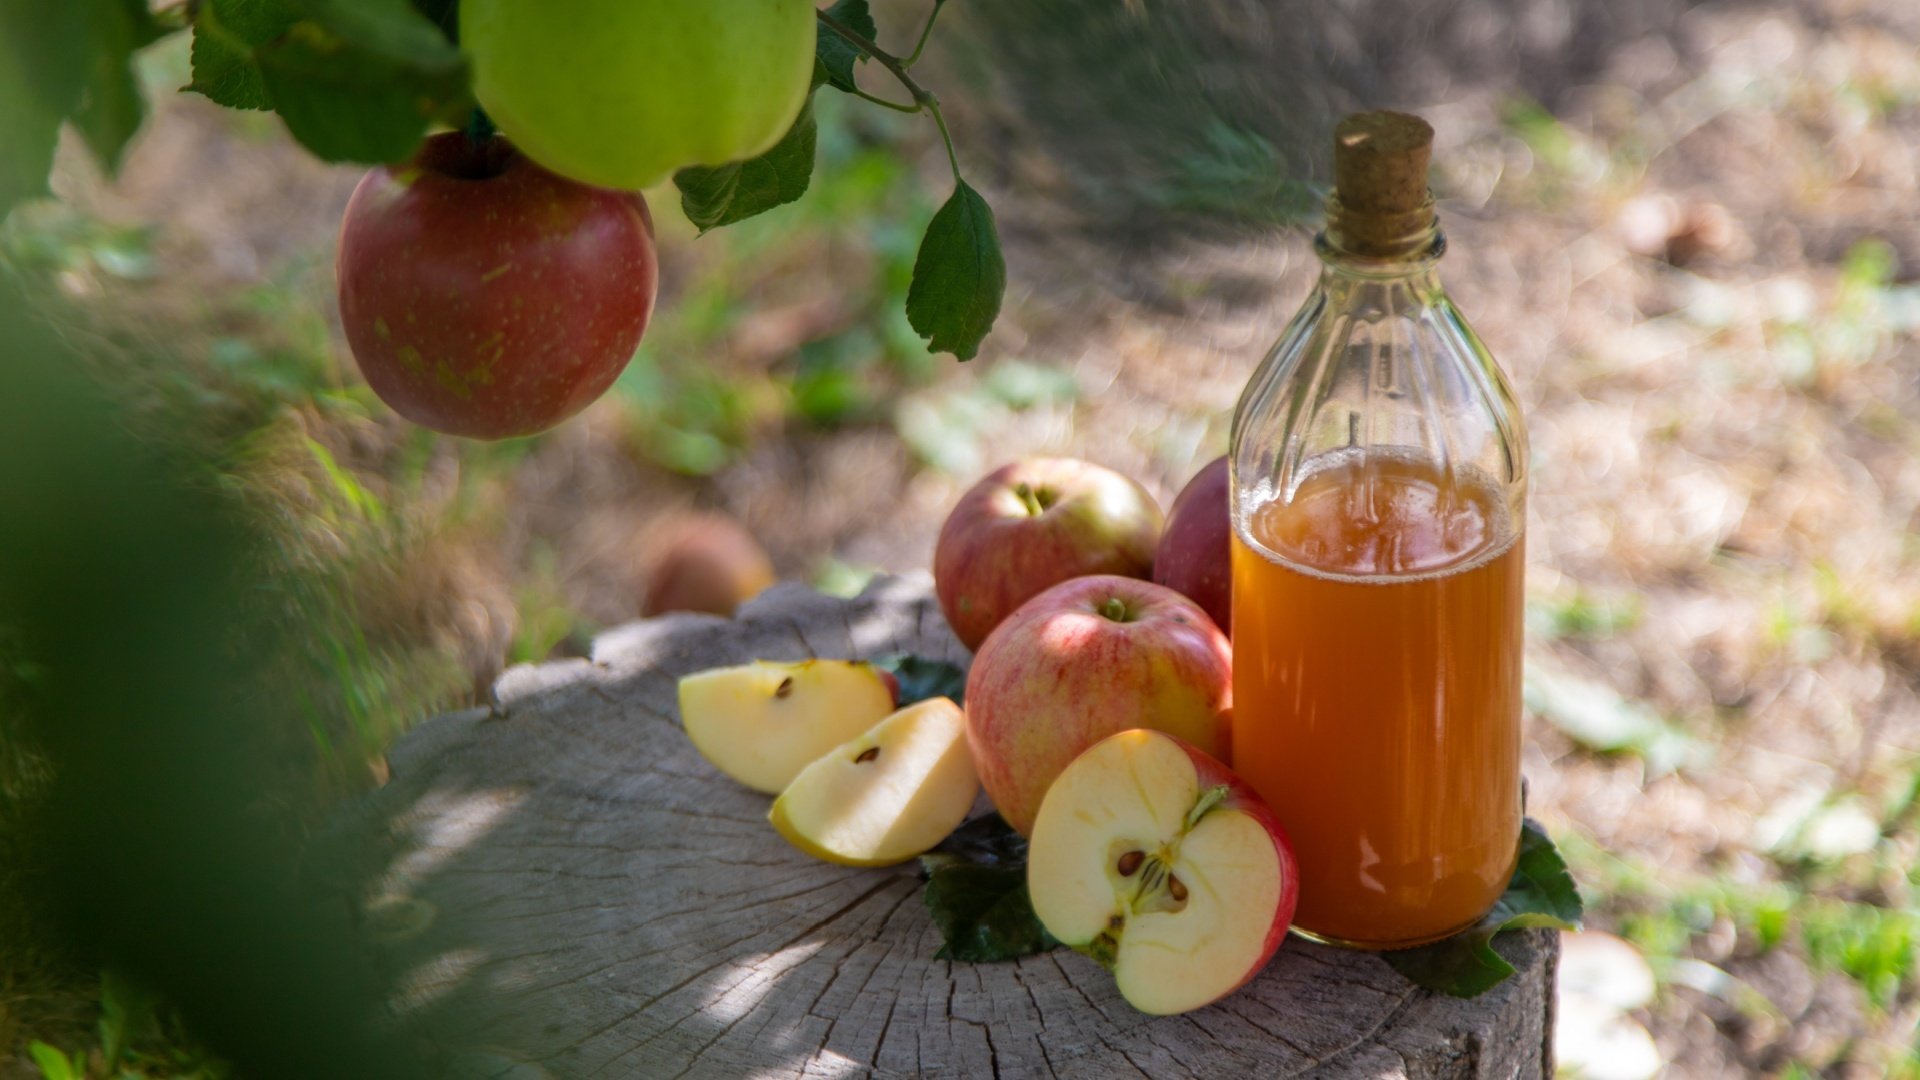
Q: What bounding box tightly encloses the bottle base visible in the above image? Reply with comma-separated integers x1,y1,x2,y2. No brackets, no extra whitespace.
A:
1288,913,1490,952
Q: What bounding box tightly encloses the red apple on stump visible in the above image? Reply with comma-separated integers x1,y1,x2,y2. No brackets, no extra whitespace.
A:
337,133,658,440
963,574,1231,835
1028,729,1298,1015
1153,455,1232,634
934,458,1163,651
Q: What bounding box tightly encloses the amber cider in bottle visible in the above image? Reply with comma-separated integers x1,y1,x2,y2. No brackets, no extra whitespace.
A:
1228,112,1529,950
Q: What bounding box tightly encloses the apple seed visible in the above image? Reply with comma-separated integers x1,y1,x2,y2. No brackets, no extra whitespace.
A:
1117,850,1145,877
854,747,880,764
775,676,795,699
1167,873,1189,903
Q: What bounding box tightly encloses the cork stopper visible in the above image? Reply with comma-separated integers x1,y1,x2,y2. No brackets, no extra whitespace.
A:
1327,111,1437,258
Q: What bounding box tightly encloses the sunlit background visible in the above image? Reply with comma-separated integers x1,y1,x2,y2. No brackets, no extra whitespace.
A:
3,1,1919,1076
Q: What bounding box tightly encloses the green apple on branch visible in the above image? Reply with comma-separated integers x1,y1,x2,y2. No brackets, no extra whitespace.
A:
8,0,1009,446
461,0,819,192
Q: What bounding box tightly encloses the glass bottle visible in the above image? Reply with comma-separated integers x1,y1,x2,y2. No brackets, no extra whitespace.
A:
1228,112,1529,950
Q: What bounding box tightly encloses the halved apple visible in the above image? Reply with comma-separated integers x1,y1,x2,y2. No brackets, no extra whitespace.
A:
1028,729,1298,1015
677,659,896,793
770,697,978,867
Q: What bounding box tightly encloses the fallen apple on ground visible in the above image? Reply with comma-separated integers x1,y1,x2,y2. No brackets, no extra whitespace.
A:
934,458,1163,651
1028,729,1298,1015
965,574,1232,835
1153,455,1232,634
770,697,977,867
678,660,896,793
642,513,776,618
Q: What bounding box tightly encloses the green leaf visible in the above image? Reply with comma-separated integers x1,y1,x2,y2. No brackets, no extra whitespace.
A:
1384,820,1585,998
924,812,1027,868
920,815,1058,962
815,0,876,93
407,0,459,43
1524,663,1706,775
188,0,299,110
0,0,163,215
295,0,459,59
674,99,818,233
0,3,85,213
255,25,455,163
72,0,165,174
906,181,1005,361
189,0,470,163
27,1042,79,1080
873,653,967,707
98,969,163,1066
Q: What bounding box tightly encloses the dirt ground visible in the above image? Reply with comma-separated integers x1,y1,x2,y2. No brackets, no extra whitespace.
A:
7,0,1920,1076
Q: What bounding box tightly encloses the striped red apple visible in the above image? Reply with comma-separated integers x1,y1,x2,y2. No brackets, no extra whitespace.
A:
934,458,1163,651
963,574,1231,836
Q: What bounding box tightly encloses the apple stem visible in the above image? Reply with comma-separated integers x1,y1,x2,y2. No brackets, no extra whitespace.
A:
905,0,947,68
1013,483,1048,517
814,7,965,184
1183,785,1231,833
815,10,933,108
1098,597,1131,623
465,107,497,147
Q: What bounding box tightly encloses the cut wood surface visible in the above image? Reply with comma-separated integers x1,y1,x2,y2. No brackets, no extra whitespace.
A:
331,574,1558,1079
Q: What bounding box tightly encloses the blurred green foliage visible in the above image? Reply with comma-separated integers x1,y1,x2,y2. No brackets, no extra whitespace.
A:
28,972,229,1079
0,275,426,1076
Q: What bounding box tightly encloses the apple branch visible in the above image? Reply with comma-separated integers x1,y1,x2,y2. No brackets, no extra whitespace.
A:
815,7,964,182
815,10,932,108
905,0,947,68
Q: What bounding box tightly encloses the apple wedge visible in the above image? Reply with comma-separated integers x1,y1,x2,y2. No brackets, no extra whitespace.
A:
1028,729,1298,1015
770,697,978,867
677,660,896,794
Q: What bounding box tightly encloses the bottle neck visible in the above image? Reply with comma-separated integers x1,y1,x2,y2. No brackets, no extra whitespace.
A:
1316,190,1446,276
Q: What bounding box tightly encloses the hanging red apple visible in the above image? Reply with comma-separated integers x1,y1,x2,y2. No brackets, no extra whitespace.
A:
336,133,658,440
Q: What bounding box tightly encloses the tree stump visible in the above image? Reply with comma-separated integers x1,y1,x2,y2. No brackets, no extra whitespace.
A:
332,575,1557,1079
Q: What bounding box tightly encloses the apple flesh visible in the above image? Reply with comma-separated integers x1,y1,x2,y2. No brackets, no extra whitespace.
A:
337,133,658,440
964,575,1231,835
462,0,816,191
1153,456,1232,634
935,458,1163,651
677,660,896,794
769,697,977,867
1028,729,1298,1016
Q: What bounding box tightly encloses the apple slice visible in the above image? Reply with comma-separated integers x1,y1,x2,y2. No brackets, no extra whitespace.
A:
677,660,896,794
770,697,978,867
1028,729,1298,1015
